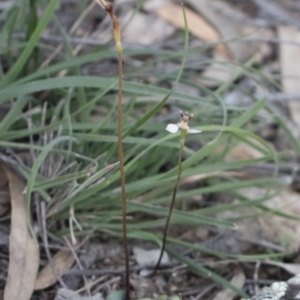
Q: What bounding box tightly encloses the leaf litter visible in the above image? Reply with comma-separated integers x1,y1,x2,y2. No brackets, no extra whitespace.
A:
1,162,39,300
34,249,75,290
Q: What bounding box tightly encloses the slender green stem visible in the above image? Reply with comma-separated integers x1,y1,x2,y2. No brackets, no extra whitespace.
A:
153,129,187,274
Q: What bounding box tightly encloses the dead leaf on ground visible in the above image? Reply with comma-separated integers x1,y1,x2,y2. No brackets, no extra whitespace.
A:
1,162,39,300
212,266,245,300
34,249,75,290
156,3,231,58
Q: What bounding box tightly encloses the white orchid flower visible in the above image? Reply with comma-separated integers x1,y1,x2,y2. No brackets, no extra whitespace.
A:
166,111,201,134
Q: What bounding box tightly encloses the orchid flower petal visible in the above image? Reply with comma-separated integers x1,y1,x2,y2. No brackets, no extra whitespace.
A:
166,124,179,133
187,128,201,133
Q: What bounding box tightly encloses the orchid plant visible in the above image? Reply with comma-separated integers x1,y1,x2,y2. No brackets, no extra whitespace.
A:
153,111,201,275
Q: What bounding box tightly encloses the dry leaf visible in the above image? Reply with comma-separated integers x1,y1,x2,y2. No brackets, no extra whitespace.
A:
156,3,231,58
212,266,245,300
278,26,300,125
2,162,39,300
34,250,75,290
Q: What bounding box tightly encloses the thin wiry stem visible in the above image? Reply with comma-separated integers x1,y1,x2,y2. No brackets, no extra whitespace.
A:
117,49,130,300
153,129,187,275
94,1,130,299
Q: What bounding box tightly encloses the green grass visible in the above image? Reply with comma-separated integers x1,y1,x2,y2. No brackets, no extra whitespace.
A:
0,1,298,298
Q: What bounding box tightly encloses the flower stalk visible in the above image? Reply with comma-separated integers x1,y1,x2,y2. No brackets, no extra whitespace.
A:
94,1,130,299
